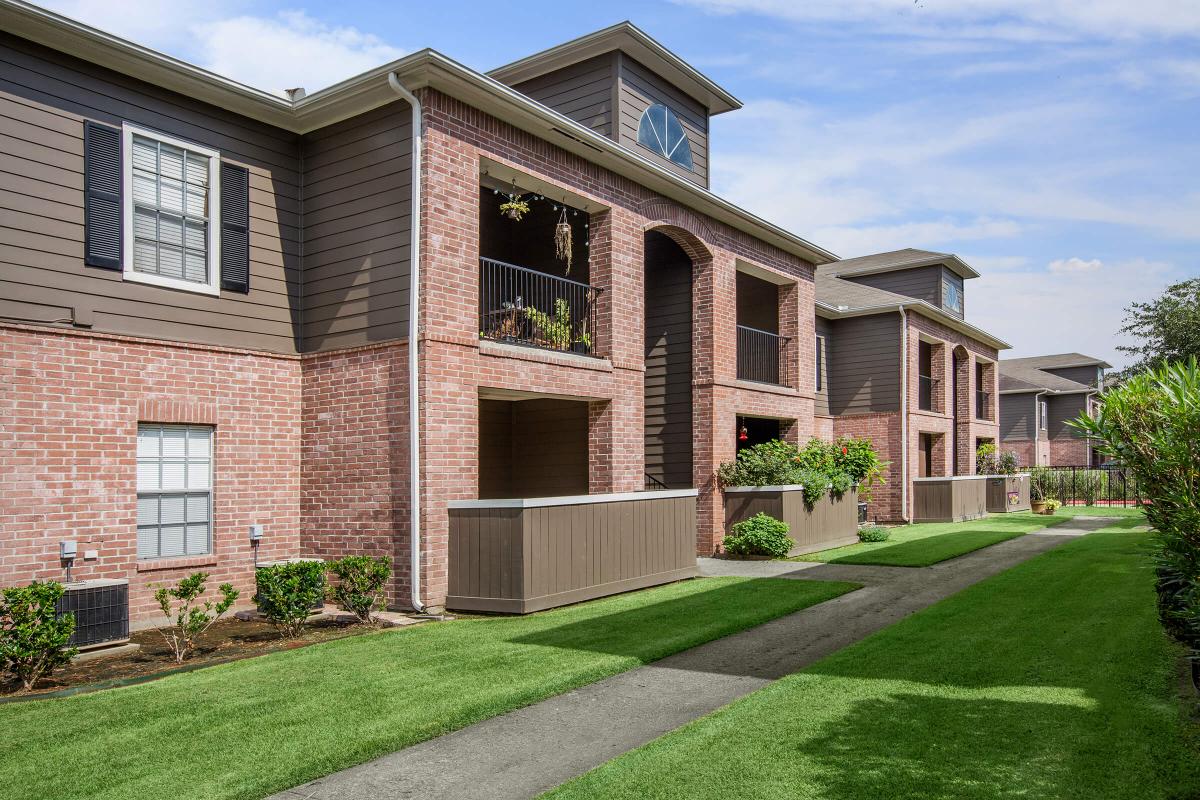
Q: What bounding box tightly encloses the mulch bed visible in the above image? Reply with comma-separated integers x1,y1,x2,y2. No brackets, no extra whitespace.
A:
2,615,388,699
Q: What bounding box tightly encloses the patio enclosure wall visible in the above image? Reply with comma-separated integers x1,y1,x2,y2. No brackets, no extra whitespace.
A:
723,485,860,553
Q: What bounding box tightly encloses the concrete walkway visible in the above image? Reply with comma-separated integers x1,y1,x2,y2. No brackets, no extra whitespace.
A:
272,516,1117,800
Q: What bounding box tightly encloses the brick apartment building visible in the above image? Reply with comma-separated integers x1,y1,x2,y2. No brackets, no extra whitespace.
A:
0,3,1011,621
998,353,1110,467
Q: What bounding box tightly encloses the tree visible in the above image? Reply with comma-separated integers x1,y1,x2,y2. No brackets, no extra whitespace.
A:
1117,278,1200,375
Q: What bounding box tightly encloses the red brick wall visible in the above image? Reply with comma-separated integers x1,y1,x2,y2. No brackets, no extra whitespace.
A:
1049,436,1091,467
1003,438,1049,470
414,89,821,581
0,324,301,623
301,341,410,607
833,412,903,522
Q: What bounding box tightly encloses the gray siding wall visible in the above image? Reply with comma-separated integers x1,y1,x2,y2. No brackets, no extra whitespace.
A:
299,101,411,351
814,316,832,415
510,53,615,139
846,265,941,306
1048,393,1090,439
1043,365,1100,387
826,314,902,415
1000,392,1036,441
0,32,301,353
617,54,708,187
644,233,694,489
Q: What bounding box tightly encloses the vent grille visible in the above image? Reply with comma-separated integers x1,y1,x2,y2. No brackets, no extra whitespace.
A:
56,581,129,648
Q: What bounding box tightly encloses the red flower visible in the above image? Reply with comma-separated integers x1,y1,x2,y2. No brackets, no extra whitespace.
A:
842,446,848,455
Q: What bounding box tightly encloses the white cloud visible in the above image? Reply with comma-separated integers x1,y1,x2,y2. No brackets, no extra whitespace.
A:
675,0,1200,41
1048,257,1103,273
813,218,1023,258
195,12,404,95
967,259,1181,368
40,3,405,94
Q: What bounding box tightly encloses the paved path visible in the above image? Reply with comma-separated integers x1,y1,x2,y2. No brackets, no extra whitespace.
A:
272,516,1117,800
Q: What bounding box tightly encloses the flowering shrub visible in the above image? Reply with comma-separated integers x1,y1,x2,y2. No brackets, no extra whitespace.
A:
717,437,887,505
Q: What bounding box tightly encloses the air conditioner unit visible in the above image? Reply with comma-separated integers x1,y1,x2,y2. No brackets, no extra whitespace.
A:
56,579,130,649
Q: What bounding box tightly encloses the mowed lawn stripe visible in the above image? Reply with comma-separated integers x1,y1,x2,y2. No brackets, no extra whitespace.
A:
544,520,1200,800
0,576,856,800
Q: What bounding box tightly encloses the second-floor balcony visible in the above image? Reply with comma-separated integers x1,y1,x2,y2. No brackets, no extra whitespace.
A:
737,325,791,387
479,257,600,355
976,389,991,420
918,374,939,411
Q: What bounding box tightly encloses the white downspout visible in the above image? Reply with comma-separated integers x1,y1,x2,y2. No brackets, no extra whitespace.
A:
388,73,425,612
899,306,909,522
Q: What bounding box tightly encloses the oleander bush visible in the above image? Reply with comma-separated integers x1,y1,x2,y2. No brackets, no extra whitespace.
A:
723,513,794,558
1071,357,1200,662
716,437,887,507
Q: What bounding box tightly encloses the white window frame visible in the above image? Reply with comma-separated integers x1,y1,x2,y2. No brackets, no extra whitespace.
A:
136,424,214,560
1039,400,1049,431
122,122,221,296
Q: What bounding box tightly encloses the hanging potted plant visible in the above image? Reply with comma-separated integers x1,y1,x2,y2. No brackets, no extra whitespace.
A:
554,206,573,274
499,180,531,221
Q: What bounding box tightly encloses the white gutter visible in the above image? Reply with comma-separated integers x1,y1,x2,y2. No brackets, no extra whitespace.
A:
387,73,425,613
898,306,910,522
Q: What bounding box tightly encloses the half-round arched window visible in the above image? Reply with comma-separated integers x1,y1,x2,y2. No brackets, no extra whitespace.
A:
637,103,694,171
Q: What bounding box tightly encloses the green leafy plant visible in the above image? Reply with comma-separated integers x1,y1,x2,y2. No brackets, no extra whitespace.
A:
833,437,888,502
723,513,793,558
1043,499,1062,513
0,581,77,692
996,450,1019,475
1070,357,1200,657
525,298,575,351
328,556,392,624
829,471,853,498
717,440,803,487
976,442,998,474
154,572,239,664
499,197,530,221
857,524,891,543
255,561,326,639
797,468,830,507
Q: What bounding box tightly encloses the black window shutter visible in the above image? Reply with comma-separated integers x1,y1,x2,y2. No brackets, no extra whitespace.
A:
83,121,122,270
220,162,250,293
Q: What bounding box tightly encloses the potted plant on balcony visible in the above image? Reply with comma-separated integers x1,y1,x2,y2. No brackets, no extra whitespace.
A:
499,196,530,221
525,298,573,351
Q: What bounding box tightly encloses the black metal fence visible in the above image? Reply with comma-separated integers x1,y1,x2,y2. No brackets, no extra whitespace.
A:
1029,465,1141,508
479,257,599,355
736,325,791,387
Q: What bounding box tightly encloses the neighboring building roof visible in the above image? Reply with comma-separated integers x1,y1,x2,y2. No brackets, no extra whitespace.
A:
814,272,1011,351
819,248,980,280
998,353,1112,394
1,0,835,265
488,21,742,115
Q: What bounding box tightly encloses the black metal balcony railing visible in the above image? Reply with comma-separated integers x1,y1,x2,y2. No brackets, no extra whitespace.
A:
918,374,935,411
976,390,991,420
736,325,791,387
479,257,600,355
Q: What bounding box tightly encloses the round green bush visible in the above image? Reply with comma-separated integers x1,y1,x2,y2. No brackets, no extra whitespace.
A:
723,512,794,558
857,524,891,543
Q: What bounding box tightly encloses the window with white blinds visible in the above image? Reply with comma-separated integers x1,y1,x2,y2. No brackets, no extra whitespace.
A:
122,124,220,295
136,425,213,559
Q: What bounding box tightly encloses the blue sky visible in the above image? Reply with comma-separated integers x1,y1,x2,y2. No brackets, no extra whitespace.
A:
44,0,1200,367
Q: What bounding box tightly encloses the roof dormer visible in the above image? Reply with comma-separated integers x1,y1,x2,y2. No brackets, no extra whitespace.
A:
490,22,741,188
820,249,979,320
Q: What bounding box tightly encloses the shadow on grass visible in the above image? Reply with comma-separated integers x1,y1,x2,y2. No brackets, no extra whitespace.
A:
801,689,1094,800
508,577,857,671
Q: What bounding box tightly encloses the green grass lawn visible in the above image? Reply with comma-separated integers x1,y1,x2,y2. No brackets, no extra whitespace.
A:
792,511,1073,566
792,506,1147,567
544,519,1200,800
0,576,856,800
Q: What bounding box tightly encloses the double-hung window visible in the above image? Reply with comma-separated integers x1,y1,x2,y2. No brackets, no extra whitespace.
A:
123,124,221,295
137,425,213,559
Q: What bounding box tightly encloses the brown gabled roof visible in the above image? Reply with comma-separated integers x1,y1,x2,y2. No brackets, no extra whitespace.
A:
999,353,1111,393
819,248,980,280
488,21,742,115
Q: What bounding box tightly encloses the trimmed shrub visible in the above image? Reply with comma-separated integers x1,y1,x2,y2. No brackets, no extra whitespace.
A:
153,572,239,664
328,556,392,624
0,581,77,692
857,524,891,543
255,561,326,639
723,513,794,558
